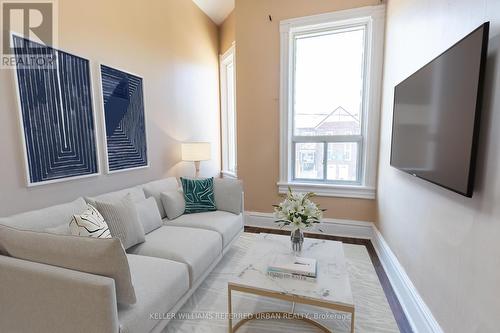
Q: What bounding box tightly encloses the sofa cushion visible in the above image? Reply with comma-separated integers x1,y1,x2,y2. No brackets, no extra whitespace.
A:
86,186,145,207
45,223,71,235
95,195,145,250
214,178,243,214
118,254,189,333
0,225,136,305
166,211,243,248
134,197,162,234
161,190,185,220
127,226,222,285
180,177,217,214
143,177,179,218
0,197,87,231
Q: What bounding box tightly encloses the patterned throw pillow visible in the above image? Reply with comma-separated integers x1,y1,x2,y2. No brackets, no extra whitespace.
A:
69,204,111,238
180,177,217,214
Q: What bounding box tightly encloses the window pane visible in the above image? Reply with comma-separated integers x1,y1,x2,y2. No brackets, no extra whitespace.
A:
221,52,237,175
327,142,358,181
294,27,365,136
295,142,324,180
226,63,236,173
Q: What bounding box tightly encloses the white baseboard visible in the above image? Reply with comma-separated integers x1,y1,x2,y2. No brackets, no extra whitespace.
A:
371,228,444,333
245,211,374,239
244,211,443,333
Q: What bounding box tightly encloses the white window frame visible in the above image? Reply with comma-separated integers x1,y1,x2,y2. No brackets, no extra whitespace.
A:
220,43,237,178
278,5,385,199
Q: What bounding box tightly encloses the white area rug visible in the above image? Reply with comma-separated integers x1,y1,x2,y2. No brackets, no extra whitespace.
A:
164,233,399,332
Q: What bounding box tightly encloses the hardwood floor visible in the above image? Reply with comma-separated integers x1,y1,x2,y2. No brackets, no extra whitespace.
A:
244,226,413,333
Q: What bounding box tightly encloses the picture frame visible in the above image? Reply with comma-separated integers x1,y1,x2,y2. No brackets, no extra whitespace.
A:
98,64,149,174
11,33,101,186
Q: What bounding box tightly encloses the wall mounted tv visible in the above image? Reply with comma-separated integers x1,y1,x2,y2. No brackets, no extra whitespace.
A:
390,22,489,197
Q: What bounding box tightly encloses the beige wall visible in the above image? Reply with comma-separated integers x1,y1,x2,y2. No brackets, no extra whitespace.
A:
219,10,235,54
0,0,220,216
235,0,380,221
377,0,500,331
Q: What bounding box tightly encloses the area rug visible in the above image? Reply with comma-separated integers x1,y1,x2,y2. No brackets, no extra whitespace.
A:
164,233,399,333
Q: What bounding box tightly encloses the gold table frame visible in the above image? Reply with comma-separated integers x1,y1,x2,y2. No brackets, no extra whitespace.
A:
228,282,355,333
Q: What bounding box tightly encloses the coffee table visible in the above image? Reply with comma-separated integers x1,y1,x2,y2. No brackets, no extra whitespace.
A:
228,233,355,332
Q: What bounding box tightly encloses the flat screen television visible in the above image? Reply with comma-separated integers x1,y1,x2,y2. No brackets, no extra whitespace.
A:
390,22,489,197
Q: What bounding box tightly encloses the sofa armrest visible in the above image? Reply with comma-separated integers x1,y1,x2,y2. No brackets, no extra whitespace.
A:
214,178,244,214
0,255,119,333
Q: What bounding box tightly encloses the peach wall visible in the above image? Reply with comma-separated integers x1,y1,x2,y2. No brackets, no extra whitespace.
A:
235,0,380,221
0,0,220,216
219,10,235,54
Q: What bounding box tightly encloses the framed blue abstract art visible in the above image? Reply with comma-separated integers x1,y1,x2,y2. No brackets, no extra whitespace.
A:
100,65,148,173
12,35,99,186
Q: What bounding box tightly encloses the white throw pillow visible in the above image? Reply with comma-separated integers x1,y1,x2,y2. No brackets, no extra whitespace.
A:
135,197,163,234
69,204,111,239
95,194,145,249
143,178,179,218
161,189,185,220
214,178,243,215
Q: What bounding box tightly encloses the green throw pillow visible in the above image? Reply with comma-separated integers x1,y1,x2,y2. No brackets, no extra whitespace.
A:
180,177,217,214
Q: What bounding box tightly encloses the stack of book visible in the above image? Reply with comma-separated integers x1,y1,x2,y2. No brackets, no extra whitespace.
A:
267,255,317,282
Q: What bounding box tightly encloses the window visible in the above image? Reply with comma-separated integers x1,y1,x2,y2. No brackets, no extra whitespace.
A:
279,6,385,198
220,44,237,178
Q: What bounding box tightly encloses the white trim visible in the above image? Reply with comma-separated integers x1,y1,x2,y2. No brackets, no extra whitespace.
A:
221,170,237,179
245,211,374,239
372,228,444,333
10,32,102,187
278,5,385,198
277,181,375,199
97,63,150,174
280,5,384,32
219,43,237,177
244,211,443,333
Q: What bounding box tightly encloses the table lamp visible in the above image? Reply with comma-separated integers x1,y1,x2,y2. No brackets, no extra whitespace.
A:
181,142,211,178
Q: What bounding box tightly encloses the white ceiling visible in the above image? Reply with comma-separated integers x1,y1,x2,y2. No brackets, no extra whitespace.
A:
192,0,234,25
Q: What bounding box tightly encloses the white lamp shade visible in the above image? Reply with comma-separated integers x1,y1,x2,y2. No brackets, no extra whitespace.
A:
181,142,211,161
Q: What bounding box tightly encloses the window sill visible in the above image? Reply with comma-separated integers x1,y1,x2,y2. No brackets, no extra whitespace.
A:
221,170,237,179
277,181,376,199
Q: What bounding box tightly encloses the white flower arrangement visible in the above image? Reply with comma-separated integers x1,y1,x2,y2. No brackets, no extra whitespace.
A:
273,187,325,232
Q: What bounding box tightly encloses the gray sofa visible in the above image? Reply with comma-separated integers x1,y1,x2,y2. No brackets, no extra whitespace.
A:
0,177,244,333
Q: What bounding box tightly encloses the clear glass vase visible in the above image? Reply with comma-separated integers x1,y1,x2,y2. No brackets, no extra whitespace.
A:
290,229,304,255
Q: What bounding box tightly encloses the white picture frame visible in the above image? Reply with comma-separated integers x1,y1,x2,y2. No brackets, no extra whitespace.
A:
98,63,149,174
11,32,101,187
